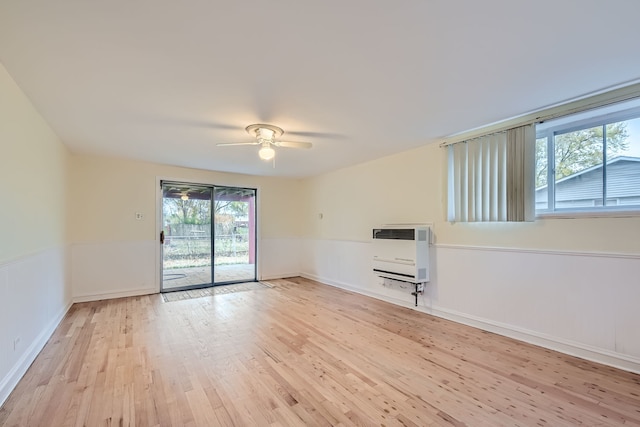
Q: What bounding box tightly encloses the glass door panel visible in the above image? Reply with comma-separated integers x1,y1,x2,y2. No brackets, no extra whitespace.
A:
161,183,213,291
213,187,256,284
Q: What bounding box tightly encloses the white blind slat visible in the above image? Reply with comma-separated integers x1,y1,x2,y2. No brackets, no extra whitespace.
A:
499,135,507,221
489,136,498,221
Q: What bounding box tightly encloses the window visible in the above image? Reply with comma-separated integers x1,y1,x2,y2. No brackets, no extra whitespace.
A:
535,100,640,214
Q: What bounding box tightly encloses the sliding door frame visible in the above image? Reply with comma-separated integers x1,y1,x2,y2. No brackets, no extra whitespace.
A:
155,176,260,293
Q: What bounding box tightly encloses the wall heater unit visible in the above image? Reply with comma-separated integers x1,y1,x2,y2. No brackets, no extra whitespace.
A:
372,226,430,284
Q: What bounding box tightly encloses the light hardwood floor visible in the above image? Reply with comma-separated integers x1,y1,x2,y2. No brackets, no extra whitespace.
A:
1,277,639,426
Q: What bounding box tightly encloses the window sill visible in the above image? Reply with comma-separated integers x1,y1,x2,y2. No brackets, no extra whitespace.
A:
536,209,640,219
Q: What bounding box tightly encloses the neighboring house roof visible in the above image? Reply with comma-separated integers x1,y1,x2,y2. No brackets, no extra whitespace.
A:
536,156,640,201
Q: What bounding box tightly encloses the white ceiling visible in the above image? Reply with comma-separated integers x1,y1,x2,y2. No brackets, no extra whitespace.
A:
2,0,640,178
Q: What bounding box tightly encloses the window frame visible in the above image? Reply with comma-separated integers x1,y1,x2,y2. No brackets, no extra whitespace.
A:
535,105,640,217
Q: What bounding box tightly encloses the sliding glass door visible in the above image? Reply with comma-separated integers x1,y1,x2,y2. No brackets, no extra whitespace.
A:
161,182,256,292
213,187,256,283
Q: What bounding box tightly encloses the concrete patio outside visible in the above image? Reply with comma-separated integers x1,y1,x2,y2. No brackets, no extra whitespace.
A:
162,263,256,291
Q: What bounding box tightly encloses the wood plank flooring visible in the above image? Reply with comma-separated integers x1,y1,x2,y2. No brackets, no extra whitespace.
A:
1,277,639,426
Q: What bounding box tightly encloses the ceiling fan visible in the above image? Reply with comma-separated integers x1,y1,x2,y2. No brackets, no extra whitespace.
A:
216,124,312,161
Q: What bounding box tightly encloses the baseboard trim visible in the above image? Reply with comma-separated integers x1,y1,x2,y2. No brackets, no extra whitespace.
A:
425,305,640,375
73,287,158,303
0,300,73,407
260,273,300,281
300,272,640,375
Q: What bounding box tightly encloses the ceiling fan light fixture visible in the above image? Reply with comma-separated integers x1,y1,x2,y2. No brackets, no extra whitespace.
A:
218,124,311,164
258,145,275,161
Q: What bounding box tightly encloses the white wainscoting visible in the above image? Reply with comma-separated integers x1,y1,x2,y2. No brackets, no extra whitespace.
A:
71,240,158,302
300,238,640,374
259,238,302,280
71,238,302,301
0,246,71,406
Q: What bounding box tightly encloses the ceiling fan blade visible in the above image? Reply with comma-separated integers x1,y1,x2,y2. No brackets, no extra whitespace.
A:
274,140,312,149
285,131,345,139
216,142,260,147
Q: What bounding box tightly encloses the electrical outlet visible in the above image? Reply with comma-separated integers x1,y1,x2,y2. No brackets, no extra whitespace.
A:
135,212,144,220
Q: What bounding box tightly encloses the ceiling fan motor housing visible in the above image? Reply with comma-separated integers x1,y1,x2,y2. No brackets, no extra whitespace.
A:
246,124,283,143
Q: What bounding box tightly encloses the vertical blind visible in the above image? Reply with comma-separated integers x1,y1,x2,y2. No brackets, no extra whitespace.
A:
447,124,535,222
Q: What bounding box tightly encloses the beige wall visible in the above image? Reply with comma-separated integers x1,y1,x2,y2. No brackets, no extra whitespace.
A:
0,63,69,263
1,62,71,405
301,143,640,254
68,154,304,298
301,144,442,242
68,154,304,244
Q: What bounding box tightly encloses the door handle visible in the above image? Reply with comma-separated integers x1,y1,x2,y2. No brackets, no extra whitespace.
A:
160,230,165,244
